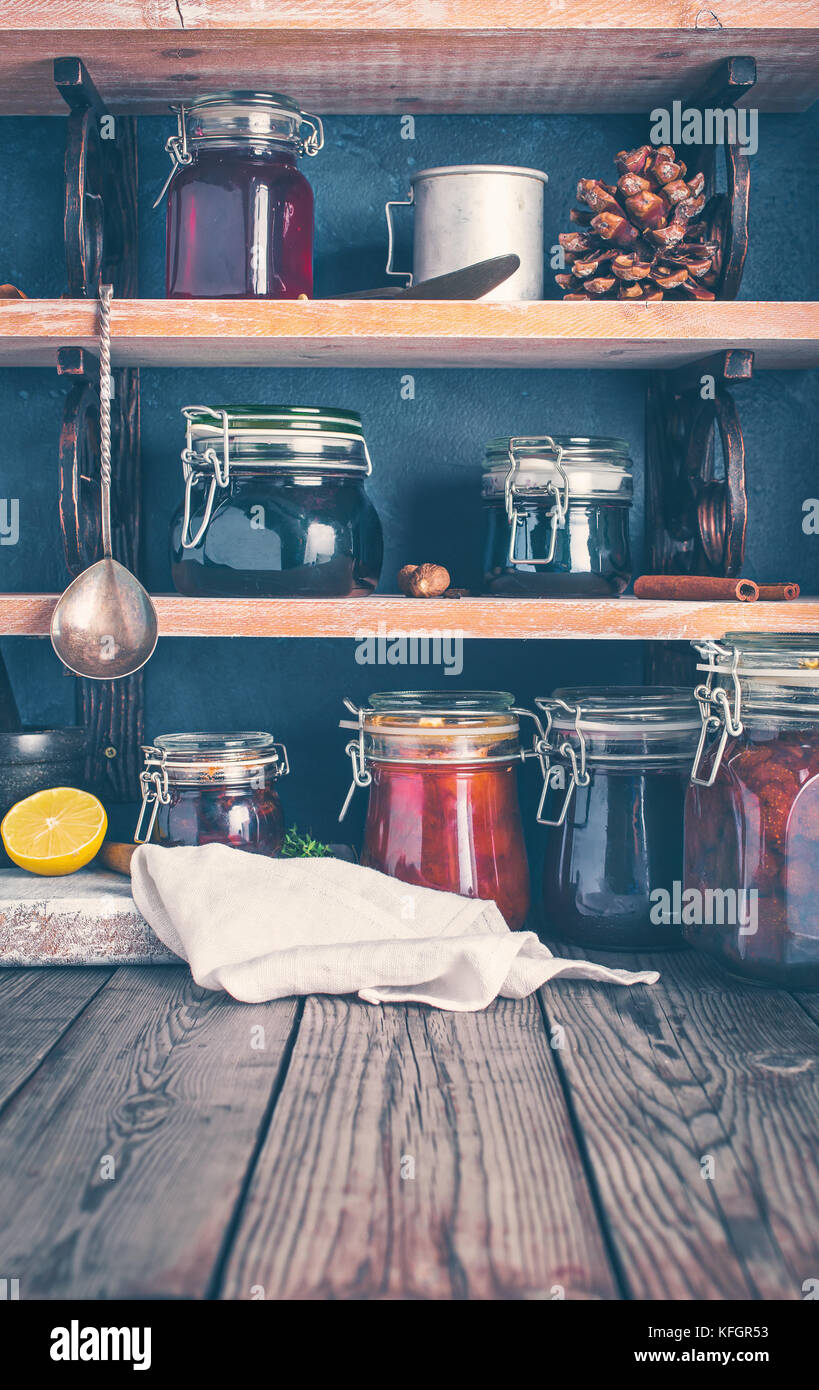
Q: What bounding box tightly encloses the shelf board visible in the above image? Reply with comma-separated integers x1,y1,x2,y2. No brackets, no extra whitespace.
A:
3,595,818,642
0,300,817,370
1,4,818,112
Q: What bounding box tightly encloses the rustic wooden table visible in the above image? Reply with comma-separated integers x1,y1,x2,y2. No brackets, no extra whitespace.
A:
0,950,817,1301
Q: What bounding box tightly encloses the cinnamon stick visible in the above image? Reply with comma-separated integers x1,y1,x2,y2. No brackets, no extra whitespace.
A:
633,575,759,602
756,583,800,601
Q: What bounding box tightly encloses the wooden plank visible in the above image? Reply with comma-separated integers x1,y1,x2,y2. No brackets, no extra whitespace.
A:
0,300,817,370
2,594,819,642
540,948,819,1299
218,995,619,1300
0,967,112,1109
0,967,299,1298
0,8,817,113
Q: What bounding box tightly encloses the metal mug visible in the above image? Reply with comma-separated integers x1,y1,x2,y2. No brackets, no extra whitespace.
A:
385,164,549,301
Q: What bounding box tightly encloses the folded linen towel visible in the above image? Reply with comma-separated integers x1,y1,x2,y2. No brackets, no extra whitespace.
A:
130,843,659,1011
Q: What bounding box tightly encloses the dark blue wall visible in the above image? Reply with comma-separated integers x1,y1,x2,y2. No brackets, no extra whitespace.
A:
1,108,817,851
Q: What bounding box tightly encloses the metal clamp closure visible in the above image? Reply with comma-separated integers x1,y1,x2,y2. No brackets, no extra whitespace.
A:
338,700,372,821
533,697,592,826
134,747,171,844
180,405,231,550
505,436,569,568
153,105,194,208
691,640,744,786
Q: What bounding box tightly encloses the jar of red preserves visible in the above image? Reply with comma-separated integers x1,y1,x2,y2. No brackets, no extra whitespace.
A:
536,687,701,949
339,692,541,928
158,92,323,299
134,732,289,855
686,634,819,987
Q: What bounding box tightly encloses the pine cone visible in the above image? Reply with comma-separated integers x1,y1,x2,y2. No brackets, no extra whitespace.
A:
555,144,719,301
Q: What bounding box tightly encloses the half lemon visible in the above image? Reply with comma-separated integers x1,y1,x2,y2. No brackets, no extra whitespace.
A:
1,787,107,876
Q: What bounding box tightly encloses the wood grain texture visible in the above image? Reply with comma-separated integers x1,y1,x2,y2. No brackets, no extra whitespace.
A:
219,994,618,1300
0,300,817,369
0,967,299,1298
2,594,819,641
539,947,819,1299
0,966,112,1109
0,14,817,113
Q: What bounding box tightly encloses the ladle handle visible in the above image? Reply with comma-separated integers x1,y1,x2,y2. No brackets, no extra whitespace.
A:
99,284,113,559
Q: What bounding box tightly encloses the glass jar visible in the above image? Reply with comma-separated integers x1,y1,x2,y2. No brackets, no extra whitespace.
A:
158,92,323,299
685,633,819,988
134,732,288,854
170,404,383,597
536,687,701,949
482,435,633,596
339,692,541,929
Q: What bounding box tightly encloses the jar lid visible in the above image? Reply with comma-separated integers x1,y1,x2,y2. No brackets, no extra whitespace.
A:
149,732,285,767
341,692,523,765
482,435,633,503
696,633,819,678
184,92,323,157
181,405,372,476
409,164,549,185
537,686,701,764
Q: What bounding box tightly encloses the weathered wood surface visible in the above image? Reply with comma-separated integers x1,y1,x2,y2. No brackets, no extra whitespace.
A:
0,868,177,966
0,966,112,1108
219,994,619,1300
1,300,817,370
1,6,817,112
2,595,819,642
0,968,299,1298
540,947,819,1301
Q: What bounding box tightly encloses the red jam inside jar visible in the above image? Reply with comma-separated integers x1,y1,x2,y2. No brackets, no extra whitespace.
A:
161,92,322,299
135,732,288,856
684,635,819,988
340,692,532,929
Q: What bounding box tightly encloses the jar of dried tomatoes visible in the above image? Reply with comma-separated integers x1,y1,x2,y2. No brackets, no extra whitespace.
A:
536,687,701,949
338,692,544,928
686,634,819,987
158,92,323,299
134,732,289,855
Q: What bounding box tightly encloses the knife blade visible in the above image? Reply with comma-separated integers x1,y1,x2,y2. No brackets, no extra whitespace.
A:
333,254,521,300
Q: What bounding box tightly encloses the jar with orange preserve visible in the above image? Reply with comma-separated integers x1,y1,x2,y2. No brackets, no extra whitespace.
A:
338,692,544,929
686,634,819,987
134,733,289,855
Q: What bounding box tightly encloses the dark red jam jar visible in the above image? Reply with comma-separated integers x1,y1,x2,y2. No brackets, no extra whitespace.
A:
482,436,633,596
535,687,701,949
158,92,323,299
685,634,819,988
134,732,288,855
339,692,542,929
171,405,383,597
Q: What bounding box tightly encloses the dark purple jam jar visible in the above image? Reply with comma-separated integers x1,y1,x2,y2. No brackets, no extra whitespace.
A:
159,91,323,299
135,732,288,855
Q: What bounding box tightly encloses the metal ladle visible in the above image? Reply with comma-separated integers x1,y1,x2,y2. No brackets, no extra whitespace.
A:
51,286,158,680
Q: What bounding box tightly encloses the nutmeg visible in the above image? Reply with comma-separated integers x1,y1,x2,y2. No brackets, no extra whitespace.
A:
397,563,451,598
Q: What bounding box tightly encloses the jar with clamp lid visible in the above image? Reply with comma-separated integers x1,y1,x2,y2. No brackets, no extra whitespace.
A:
157,91,323,299
482,435,633,596
338,692,547,929
171,405,383,597
685,634,819,987
134,732,289,855
535,687,701,949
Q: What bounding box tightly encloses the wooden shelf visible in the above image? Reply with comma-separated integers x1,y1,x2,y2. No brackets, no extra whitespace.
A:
0,300,817,370
3,595,818,642
1,3,818,112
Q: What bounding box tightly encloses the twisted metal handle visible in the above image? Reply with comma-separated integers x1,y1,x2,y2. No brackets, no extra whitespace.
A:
98,283,113,558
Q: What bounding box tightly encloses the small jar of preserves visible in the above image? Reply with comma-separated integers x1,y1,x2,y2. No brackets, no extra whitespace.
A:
536,687,701,949
134,732,289,854
171,405,383,597
158,91,323,299
685,634,819,988
482,435,633,596
339,692,543,928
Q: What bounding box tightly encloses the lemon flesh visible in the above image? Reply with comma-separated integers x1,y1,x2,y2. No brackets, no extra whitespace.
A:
1,787,107,876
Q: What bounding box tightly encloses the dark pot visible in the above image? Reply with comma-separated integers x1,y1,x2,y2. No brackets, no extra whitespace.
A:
0,728,88,863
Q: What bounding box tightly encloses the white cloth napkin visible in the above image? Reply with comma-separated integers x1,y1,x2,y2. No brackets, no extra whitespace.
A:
130,843,658,1011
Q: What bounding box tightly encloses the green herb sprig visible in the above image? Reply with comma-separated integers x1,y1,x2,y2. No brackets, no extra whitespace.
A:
280,825,333,859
